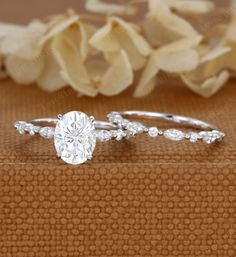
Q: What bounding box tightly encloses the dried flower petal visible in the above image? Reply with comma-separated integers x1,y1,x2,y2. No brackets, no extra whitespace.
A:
153,37,202,73
148,0,198,39
100,50,133,95
85,0,136,16
37,44,66,91
5,54,44,84
0,21,46,59
158,35,203,53
40,15,79,46
200,46,231,63
180,43,232,97
90,17,151,70
52,27,95,96
52,19,133,96
181,70,230,97
155,48,199,73
134,55,159,97
167,0,215,14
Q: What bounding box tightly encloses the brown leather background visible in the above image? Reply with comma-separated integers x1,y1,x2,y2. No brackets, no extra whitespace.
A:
0,1,236,257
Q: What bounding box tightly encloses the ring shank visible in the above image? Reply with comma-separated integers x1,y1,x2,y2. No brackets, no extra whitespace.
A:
118,111,216,131
29,118,116,130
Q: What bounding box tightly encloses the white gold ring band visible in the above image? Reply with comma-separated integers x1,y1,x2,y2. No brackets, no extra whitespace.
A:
108,111,225,144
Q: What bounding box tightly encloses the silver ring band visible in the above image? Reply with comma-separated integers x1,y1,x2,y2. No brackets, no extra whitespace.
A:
108,111,225,144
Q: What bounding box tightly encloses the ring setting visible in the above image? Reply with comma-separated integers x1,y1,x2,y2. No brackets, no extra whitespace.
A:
15,110,225,165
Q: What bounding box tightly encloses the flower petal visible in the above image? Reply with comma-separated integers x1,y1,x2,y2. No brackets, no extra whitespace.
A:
168,0,215,14
0,21,46,59
134,55,159,97
90,17,151,70
37,44,66,91
142,17,182,47
40,15,79,45
200,46,231,63
89,22,120,52
79,22,98,61
181,70,230,97
85,0,136,16
5,54,44,84
148,0,198,38
158,35,203,53
154,48,199,72
52,28,97,96
109,17,151,56
100,50,133,96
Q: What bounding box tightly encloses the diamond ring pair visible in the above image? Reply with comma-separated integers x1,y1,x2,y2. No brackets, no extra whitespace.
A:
15,110,225,165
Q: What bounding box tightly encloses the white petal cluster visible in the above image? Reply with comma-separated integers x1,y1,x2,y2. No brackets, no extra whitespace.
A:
0,1,234,98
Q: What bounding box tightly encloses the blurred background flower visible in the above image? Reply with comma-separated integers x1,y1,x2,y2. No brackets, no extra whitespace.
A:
0,0,235,97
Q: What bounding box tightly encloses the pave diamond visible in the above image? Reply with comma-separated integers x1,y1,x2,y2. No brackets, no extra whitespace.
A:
148,127,159,138
96,130,112,142
39,127,55,139
200,130,225,144
186,132,201,143
164,129,185,141
54,111,96,165
15,121,27,134
108,112,122,124
127,122,146,135
113,129,127,141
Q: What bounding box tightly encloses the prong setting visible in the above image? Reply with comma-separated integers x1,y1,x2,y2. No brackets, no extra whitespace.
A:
57,114,63,120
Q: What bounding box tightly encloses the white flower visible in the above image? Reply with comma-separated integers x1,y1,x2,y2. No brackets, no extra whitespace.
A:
90,16,151,70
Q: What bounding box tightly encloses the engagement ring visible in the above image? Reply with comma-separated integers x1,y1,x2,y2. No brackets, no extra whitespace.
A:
14,111,127,165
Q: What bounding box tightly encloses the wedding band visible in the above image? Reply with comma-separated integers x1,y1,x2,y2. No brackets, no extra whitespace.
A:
14,111,129,165
107,111,225,144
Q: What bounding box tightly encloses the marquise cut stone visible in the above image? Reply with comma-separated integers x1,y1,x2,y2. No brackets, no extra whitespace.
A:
54,111,96,165
164,129,185,141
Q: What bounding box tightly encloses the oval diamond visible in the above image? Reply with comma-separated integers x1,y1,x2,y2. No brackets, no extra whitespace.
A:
54,111,96,165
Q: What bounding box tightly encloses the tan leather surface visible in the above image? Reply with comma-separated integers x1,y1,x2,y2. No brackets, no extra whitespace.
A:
0,0,236,256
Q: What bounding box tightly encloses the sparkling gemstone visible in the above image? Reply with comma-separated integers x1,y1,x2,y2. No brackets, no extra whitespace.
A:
39,127,55,139
187,132,200,143
127,122,146,135
112,129,127,141
120,119,129,128
164,129,185,141
108,112,122,124
96,130,112,142
200,130,225,144
25,124,37,135
54,111,96,165
14,121,26,134
148,127,159,138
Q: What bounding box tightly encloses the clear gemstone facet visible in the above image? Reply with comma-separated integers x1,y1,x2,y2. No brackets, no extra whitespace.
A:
39,127,55,139
54,111,96,165
96,130,112,142
200,130,225,144
164,129,185,141
148,127,159,138
187,132,200,143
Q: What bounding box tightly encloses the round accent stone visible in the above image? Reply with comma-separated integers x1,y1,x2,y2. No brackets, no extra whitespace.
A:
54,111,96,165
148,127,159,138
